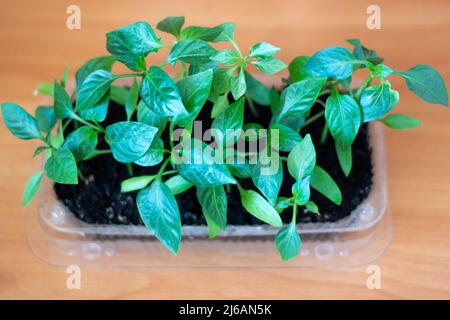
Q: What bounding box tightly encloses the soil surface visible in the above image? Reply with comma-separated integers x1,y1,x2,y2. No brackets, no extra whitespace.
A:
54,97,373,225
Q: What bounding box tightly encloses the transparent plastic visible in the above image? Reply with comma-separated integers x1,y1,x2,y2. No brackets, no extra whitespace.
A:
27,122,391,268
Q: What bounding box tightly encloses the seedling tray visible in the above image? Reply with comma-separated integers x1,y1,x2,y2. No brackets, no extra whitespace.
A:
27,122,391,268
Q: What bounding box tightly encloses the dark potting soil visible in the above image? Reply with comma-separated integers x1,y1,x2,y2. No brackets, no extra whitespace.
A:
54,97,373,226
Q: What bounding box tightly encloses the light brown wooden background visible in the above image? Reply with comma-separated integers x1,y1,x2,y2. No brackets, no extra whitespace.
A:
1,0,450,299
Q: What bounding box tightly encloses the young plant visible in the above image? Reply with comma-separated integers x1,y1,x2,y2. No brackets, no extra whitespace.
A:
286,39,448,176
1,18,447,261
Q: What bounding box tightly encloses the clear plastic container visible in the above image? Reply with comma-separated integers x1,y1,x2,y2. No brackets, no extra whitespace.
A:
27,122,391,267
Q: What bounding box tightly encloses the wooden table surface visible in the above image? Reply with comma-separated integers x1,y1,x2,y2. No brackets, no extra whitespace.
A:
1,0,450,299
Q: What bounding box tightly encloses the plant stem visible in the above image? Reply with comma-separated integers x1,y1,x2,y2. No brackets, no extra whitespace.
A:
245,94,258,118
169,121,176,150
318,89,331,97
159,43,172,49
95,149,112,155
58,120,65,141
292,201,297,224
161,170,177,177
82,149,112,161
355,74,373,99
73,116,104,133
227,36,242,57
156,158,172,179
62,119,73,131
302,110,324,128
126,163,134,177
115,73,143,79
320,123,329,145
77,168,86,182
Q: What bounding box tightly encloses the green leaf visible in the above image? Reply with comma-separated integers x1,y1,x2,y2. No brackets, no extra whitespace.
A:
226,155,253,179
211,49,240,66
125,79,139,121
140,66,187,116
45,147,78,184
197,186,227,238
347,39,384,66
249,42,280,58
325,92,361,147
244,72,271,106
396,65,448,106
377,64,394,78
292,176,311,205
168,39,217,65
253,57,287,75
230,68,246,100
250,159,283,205
1,103,42,140
360,82,399,122
110,86,129,105
270,123,302,152
106,22,162,71
78,92,110,122
306,46,360,80
239,187,282,227
174,69,213,127
75,56,115,90
37,82,54,97
165,175,193,195
274,197,291,214
211,23,235,42
270,87,281,114
50,132,64,149
211,97,244,145
33,146,50,158
211,94,229,118
156,16,185,38
134,136,164,167
137,179,181,254
287,134,316,180
22,171,45,208
209,68,233,101
189,60,218,75
62,126,98,162
379,113,421,130
35,106,56,132
335,142,352,176
288,56,310,83
137,100,168,134
176,138,236,187
105,121,158,163
272,77,326,124
180,23,233,42
75,70,114,112
305,201,319,214
310,165,342,205
275,222,301,261
60,65,69,88
53,81,75,119
121,175,155,193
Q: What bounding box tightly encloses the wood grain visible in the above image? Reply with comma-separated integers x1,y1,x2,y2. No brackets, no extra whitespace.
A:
0,0,450,299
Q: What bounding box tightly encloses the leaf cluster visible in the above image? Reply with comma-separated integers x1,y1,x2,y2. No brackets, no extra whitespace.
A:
1,19,447,261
